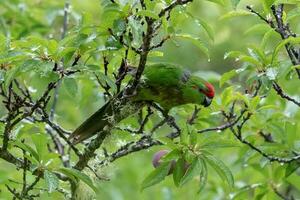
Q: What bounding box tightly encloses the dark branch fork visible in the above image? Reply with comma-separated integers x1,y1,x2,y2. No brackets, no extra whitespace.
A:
246,5,300,79
246,5,300,107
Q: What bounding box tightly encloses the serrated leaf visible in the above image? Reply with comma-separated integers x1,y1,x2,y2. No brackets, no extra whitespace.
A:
173,34,209,59
203,154,234,187
44,170,59,193
173,158,186,187
58,168,97,192
180,157,201,186
141,162,171,190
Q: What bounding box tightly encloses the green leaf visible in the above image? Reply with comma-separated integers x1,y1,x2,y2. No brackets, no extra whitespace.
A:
31,133,48,162
266,67,278,80
58,168,98,192
156,137,177,149
173,34,209,59
250,96,260,110
287,7,300,20
105,36,122,50
4,65,21,91
202,140,239,149
180,157,202,186
173,158,186,187
231,0,241,8
257,105,277,111
13,141,40,163
203,154,234,187
128,16,143,48
219,10,251,20
219,69,237,87
0,51,26,65
206,0,225,5
95,72,117,93
0,33,8,52
0,69,5,83
261,29,277,50
141,162,171,190
244,24,269,35
272,37,300,64
136,10,159,20
221,86,234,106
186,15,214,41
44,170,59,193
112,19,127,36
285,161,300,177
161,149,181,162
148,51,164,57
48,39,58,57
63,78,78,98
198,158,208,193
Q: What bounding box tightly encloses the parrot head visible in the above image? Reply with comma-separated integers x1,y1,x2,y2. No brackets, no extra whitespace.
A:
185,76,215,107
201,82,215,107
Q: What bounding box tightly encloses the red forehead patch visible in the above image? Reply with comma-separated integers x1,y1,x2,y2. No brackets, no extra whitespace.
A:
204,82,215,98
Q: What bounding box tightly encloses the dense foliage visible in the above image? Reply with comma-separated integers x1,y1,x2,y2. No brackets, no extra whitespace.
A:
0,0,299,199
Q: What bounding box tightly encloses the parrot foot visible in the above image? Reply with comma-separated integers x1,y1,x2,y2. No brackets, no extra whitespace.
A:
122,88,137,98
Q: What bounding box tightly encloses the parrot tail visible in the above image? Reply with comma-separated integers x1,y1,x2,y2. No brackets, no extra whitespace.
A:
69,101,113,144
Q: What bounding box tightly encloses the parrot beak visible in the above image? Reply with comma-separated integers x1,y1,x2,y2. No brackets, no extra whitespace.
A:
203,97,212,107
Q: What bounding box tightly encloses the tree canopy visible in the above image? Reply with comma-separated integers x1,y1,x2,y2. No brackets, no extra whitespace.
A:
0,0,299,199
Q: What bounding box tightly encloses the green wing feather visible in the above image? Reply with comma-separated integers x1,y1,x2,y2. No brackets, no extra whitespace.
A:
69,101,113,144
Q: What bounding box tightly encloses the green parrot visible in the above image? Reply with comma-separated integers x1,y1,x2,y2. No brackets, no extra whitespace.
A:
70,63,215,144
